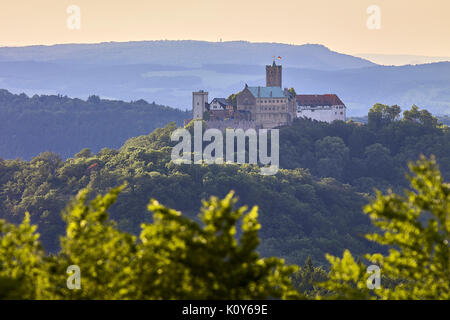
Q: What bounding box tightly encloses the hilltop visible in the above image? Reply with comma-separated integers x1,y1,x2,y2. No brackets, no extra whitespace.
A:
0,41,448,115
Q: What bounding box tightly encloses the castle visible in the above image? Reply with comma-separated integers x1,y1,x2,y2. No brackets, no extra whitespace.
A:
192,61,346,129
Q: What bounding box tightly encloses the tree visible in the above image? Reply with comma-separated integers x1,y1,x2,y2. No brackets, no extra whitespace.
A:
135,191,300,299
87,95,101,104
291,257,328,298
403,105,438,127
227,92,241,108
75,148,94,159
364,143,394,179
368,103,401,130
0,213,46,299
315,136,349,180
319,156,450,299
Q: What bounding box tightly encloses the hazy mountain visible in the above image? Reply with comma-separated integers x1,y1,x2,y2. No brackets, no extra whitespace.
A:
0,40,374,70
0,40,449,115
355,53,450,66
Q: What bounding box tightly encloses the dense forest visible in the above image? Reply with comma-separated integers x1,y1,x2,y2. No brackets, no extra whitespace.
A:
0,101,449,269
0,156,448,299
280,104,450,193
0,89,190,159
0,126,375,266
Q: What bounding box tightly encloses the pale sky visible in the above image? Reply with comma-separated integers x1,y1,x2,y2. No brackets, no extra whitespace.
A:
0,0,449,56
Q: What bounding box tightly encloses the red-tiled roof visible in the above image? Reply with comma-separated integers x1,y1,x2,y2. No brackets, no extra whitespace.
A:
296,94,344,107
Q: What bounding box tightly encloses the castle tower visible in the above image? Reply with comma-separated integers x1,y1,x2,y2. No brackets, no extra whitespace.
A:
192,90,208,119
266,61,282,88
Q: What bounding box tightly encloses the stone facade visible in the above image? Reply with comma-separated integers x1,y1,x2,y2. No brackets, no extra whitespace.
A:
236,85,295,129
266,62,282,88
296,94,346,123
191,62,346,129
206,119,262,131
192,90,208,119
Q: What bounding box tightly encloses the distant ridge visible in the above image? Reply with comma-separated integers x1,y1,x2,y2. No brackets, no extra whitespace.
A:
355,53,450,66
0,40,448,115
0,40,376,70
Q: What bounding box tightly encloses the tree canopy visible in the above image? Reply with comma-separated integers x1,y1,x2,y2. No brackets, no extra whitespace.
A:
0,188,300,299
319,156,449,299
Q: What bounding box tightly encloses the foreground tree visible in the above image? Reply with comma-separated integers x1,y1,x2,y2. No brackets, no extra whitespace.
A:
320,156,449,299
0,213,46,299
0,188,300,299
291,257,328,298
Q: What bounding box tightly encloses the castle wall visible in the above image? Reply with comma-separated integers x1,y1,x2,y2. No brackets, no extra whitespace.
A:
236,88,256,113
296,105,346,123
206,119,262,131
193,91,208,119
266,65,282,88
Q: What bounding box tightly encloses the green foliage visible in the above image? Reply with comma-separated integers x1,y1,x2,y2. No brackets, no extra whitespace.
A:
227,92,240,108
0,189,300,299
1,101,449,287
0,212,46,299
280,104,450,193
287,88,297,96
0,121,375,266
368,103,401,127
291,257,328,298
137,191,300,299
403,105,439,127
319,156,450,299
315,136,349,180
0,89,189,160
0,156,448,300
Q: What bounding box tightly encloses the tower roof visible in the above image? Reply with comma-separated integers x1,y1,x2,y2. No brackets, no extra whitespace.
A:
296,94,345,106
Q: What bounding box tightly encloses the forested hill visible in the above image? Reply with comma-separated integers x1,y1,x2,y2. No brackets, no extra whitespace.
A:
1,103,449,267
279,106,450,193
0,89,190,160
0,123,376,267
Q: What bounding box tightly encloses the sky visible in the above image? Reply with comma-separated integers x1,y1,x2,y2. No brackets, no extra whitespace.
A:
0,0,449,57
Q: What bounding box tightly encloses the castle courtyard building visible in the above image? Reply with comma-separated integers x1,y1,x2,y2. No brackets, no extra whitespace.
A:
235,61,295,128
236,85,295,128
191,61,347,129
296,94,346,123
